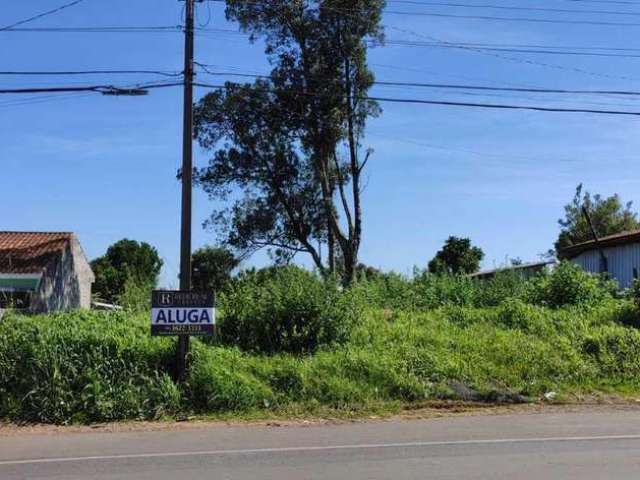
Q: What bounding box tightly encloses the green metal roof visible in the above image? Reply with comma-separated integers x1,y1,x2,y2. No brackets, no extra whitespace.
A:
0,276,41,292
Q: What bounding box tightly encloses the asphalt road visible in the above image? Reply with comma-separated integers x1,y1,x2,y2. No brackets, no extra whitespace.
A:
3,409,640,479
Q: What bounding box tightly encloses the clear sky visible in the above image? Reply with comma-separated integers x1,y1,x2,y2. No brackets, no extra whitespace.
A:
2,0,639,287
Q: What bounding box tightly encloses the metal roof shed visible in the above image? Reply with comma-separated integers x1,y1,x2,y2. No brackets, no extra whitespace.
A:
561,230,640,289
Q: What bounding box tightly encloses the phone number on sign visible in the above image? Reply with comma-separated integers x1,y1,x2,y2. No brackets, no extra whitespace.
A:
152,325,214,335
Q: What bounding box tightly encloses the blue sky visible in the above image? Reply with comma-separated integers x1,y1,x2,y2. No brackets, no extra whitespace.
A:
2,0,639,287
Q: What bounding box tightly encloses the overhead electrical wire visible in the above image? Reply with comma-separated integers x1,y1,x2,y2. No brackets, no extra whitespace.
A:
381,10,640,26
194,64,640,97
193,3,640,82
388,25,640,82
0,78,179,109
205,0,640,16
0,82,181,95
1,0,87,31
204,0,640,26
193,27,640,60
192,81,640,116
0,70,183,77
381,40,640,58
1,26,182,33
5,0,640,117
565,0,640,5
386,0,640,15
194,68,640,109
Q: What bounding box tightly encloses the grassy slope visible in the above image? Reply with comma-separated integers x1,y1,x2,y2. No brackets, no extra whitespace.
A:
2,298,640,424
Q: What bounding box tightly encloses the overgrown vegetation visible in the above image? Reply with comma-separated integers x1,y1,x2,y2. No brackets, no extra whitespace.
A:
1,262,639,424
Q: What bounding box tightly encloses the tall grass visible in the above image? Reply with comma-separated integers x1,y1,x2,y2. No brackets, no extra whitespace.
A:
0,262,638,424
0,311,180,423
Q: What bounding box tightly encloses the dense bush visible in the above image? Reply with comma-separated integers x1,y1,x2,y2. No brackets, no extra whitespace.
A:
525,261,616,308
1,263,639,424
217,266,360,354
633,279,640,308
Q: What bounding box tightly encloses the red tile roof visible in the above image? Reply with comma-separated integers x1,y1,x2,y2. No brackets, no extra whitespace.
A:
0,232,74,274
561,229,640,258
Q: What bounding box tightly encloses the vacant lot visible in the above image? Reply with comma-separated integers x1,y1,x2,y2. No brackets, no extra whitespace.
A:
2,263,640,424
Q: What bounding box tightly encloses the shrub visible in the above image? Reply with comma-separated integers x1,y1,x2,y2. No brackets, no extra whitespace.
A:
117,277,153,312
217,266,361,354
580,326,640,380
474,271,530,307
525,261,616,308
494,299,553,335
633,279,640,308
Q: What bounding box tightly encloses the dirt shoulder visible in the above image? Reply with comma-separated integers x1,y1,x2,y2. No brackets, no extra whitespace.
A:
3,399,640,436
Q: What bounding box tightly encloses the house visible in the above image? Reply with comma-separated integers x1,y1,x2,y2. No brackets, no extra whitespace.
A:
561,230,640,289
0,232,95,314
469,260,556,281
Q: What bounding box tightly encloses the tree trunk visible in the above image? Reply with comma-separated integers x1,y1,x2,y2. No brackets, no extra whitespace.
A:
327,223,336,273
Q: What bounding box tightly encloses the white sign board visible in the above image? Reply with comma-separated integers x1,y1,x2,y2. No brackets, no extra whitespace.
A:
151,290,215,336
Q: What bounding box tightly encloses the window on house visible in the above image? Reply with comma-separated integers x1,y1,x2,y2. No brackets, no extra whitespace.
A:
0,291,32,309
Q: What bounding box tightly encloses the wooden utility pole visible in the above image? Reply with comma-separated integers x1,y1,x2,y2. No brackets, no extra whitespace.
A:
582,206,608,274
177,0,196,382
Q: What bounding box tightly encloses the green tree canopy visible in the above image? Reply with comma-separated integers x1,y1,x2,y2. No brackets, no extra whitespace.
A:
91,239,163,303
194,0,385,286
428,236,484,275
191,246,240,294
556,184,640,255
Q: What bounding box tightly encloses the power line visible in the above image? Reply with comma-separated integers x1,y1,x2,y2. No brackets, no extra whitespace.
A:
205,0,640,26
193,81,640,116
206,0,640,17
382,40,640,58
0,70,183,77
386,0,640,15
1,0,87,31
196,69,640,108
0,78,178,109
566,0,640,5
386,9,640,26
195,27,640,60
194,4,640,82
0,82,181,95
388,25,640,82
194,65,640,96
1,26,182,33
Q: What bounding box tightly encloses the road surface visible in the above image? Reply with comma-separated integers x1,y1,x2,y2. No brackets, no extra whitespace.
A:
2,409,640,479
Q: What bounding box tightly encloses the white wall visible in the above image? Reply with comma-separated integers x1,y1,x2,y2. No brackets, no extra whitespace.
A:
571,242,640,289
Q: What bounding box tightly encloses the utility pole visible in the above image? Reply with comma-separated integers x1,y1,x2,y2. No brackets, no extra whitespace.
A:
177,0,196,382
582,206,608,274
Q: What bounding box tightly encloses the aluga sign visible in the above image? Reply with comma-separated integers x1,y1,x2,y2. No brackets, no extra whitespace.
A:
151,290,215,336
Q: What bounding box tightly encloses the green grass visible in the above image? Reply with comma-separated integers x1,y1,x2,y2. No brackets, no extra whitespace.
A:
1,262,639,424
2,295,640,424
